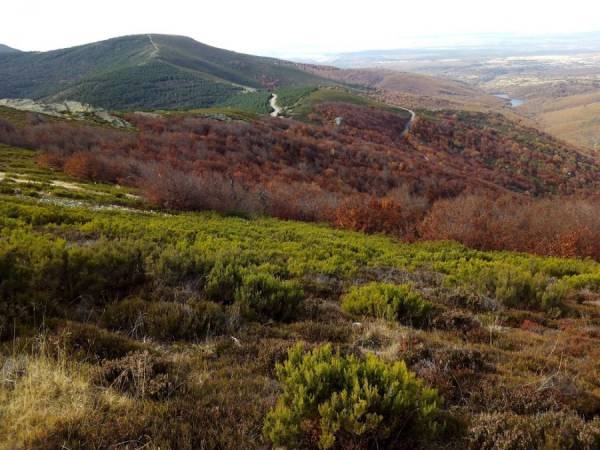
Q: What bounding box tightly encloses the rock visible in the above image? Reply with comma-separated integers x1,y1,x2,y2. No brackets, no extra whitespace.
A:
133,111,161,119
0,98,131,128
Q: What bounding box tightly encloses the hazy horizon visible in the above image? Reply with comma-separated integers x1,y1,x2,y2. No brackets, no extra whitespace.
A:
2,0,600,58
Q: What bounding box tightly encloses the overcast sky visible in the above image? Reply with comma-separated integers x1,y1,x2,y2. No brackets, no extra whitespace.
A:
2,0,599,57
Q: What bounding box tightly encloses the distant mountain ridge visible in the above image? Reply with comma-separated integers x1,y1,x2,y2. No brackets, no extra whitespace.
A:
0,34,328,110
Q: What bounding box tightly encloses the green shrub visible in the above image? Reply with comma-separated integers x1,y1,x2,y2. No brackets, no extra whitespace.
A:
205,260,242,303
101,297,147,335
149,244,212,286
64,240,146,302
236,272,304,322
448,264,569,312
492,267,570,312
493,267,547,309
341,282,432,325
263,344,443,449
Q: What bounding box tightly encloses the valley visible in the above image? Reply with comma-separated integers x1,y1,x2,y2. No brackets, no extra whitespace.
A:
327,35,600,151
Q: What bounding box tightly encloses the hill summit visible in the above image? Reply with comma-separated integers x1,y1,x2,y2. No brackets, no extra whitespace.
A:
0,34,326,110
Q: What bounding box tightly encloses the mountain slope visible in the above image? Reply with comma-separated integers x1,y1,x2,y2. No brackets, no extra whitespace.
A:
0,44,19,54
0,34,328,110
305,66,507,111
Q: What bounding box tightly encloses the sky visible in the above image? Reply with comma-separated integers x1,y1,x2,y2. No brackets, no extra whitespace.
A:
2,0,599,57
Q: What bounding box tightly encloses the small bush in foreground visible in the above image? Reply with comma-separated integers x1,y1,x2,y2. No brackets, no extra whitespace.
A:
263,343,443,449
341,282,432,325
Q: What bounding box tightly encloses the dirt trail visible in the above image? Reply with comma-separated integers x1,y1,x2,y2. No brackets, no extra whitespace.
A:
399,107,416,137
147,34,159,56
270,94,283,117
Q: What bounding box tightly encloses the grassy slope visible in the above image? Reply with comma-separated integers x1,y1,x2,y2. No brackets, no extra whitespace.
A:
2,138,600,447
282,86,413,121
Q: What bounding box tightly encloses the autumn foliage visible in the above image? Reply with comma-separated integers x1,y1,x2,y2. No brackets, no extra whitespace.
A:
3,104,600,259
420,195,600,260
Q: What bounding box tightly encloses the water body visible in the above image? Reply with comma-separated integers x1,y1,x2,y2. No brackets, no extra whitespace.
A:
494,93,525,107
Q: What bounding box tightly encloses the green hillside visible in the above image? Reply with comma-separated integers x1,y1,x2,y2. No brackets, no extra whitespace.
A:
0,34,328,110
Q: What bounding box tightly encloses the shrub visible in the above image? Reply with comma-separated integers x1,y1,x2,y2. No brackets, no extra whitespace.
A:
144,300,226,341
94,351,180,400
63,152,115,183
57,322,145,361
263,344,443,449
448,264,569,313
341,282,432,325
236,272,304,322
488,267,568,312
205,260,242,303
469,411,600,450
493,267,548,310
102,298,226,341
149,244,212,286
101,297,147,337
64,240,146,303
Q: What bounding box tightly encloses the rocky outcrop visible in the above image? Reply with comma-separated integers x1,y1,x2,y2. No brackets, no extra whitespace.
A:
0,98,131,128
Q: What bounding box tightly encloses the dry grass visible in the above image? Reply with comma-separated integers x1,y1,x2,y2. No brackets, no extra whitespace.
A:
0,339,131,449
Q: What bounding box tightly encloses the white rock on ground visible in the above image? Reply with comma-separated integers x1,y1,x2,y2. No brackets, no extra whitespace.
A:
0,98,131,128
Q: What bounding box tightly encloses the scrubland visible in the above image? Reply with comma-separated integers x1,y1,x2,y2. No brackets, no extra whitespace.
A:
1,192,600,449
2,91,600,449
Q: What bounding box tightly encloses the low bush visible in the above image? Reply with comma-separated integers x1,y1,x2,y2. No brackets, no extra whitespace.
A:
469,411,600,450
57,322,145,361
448,264,569,313
236,272,304,322
341,282,432,325
263,343,443,449
149,244,212,286
491,268,568,313
102,298,226,341
95,351,181,400
205,260,242,303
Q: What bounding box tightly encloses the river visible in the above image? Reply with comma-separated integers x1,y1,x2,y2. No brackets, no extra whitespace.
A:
494,93,525,108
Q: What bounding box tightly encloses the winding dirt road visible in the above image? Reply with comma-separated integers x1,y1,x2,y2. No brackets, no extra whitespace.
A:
398,107,416,137
270,94,282,118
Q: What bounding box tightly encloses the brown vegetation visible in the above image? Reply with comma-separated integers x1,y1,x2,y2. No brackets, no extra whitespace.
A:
2,104,600,260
